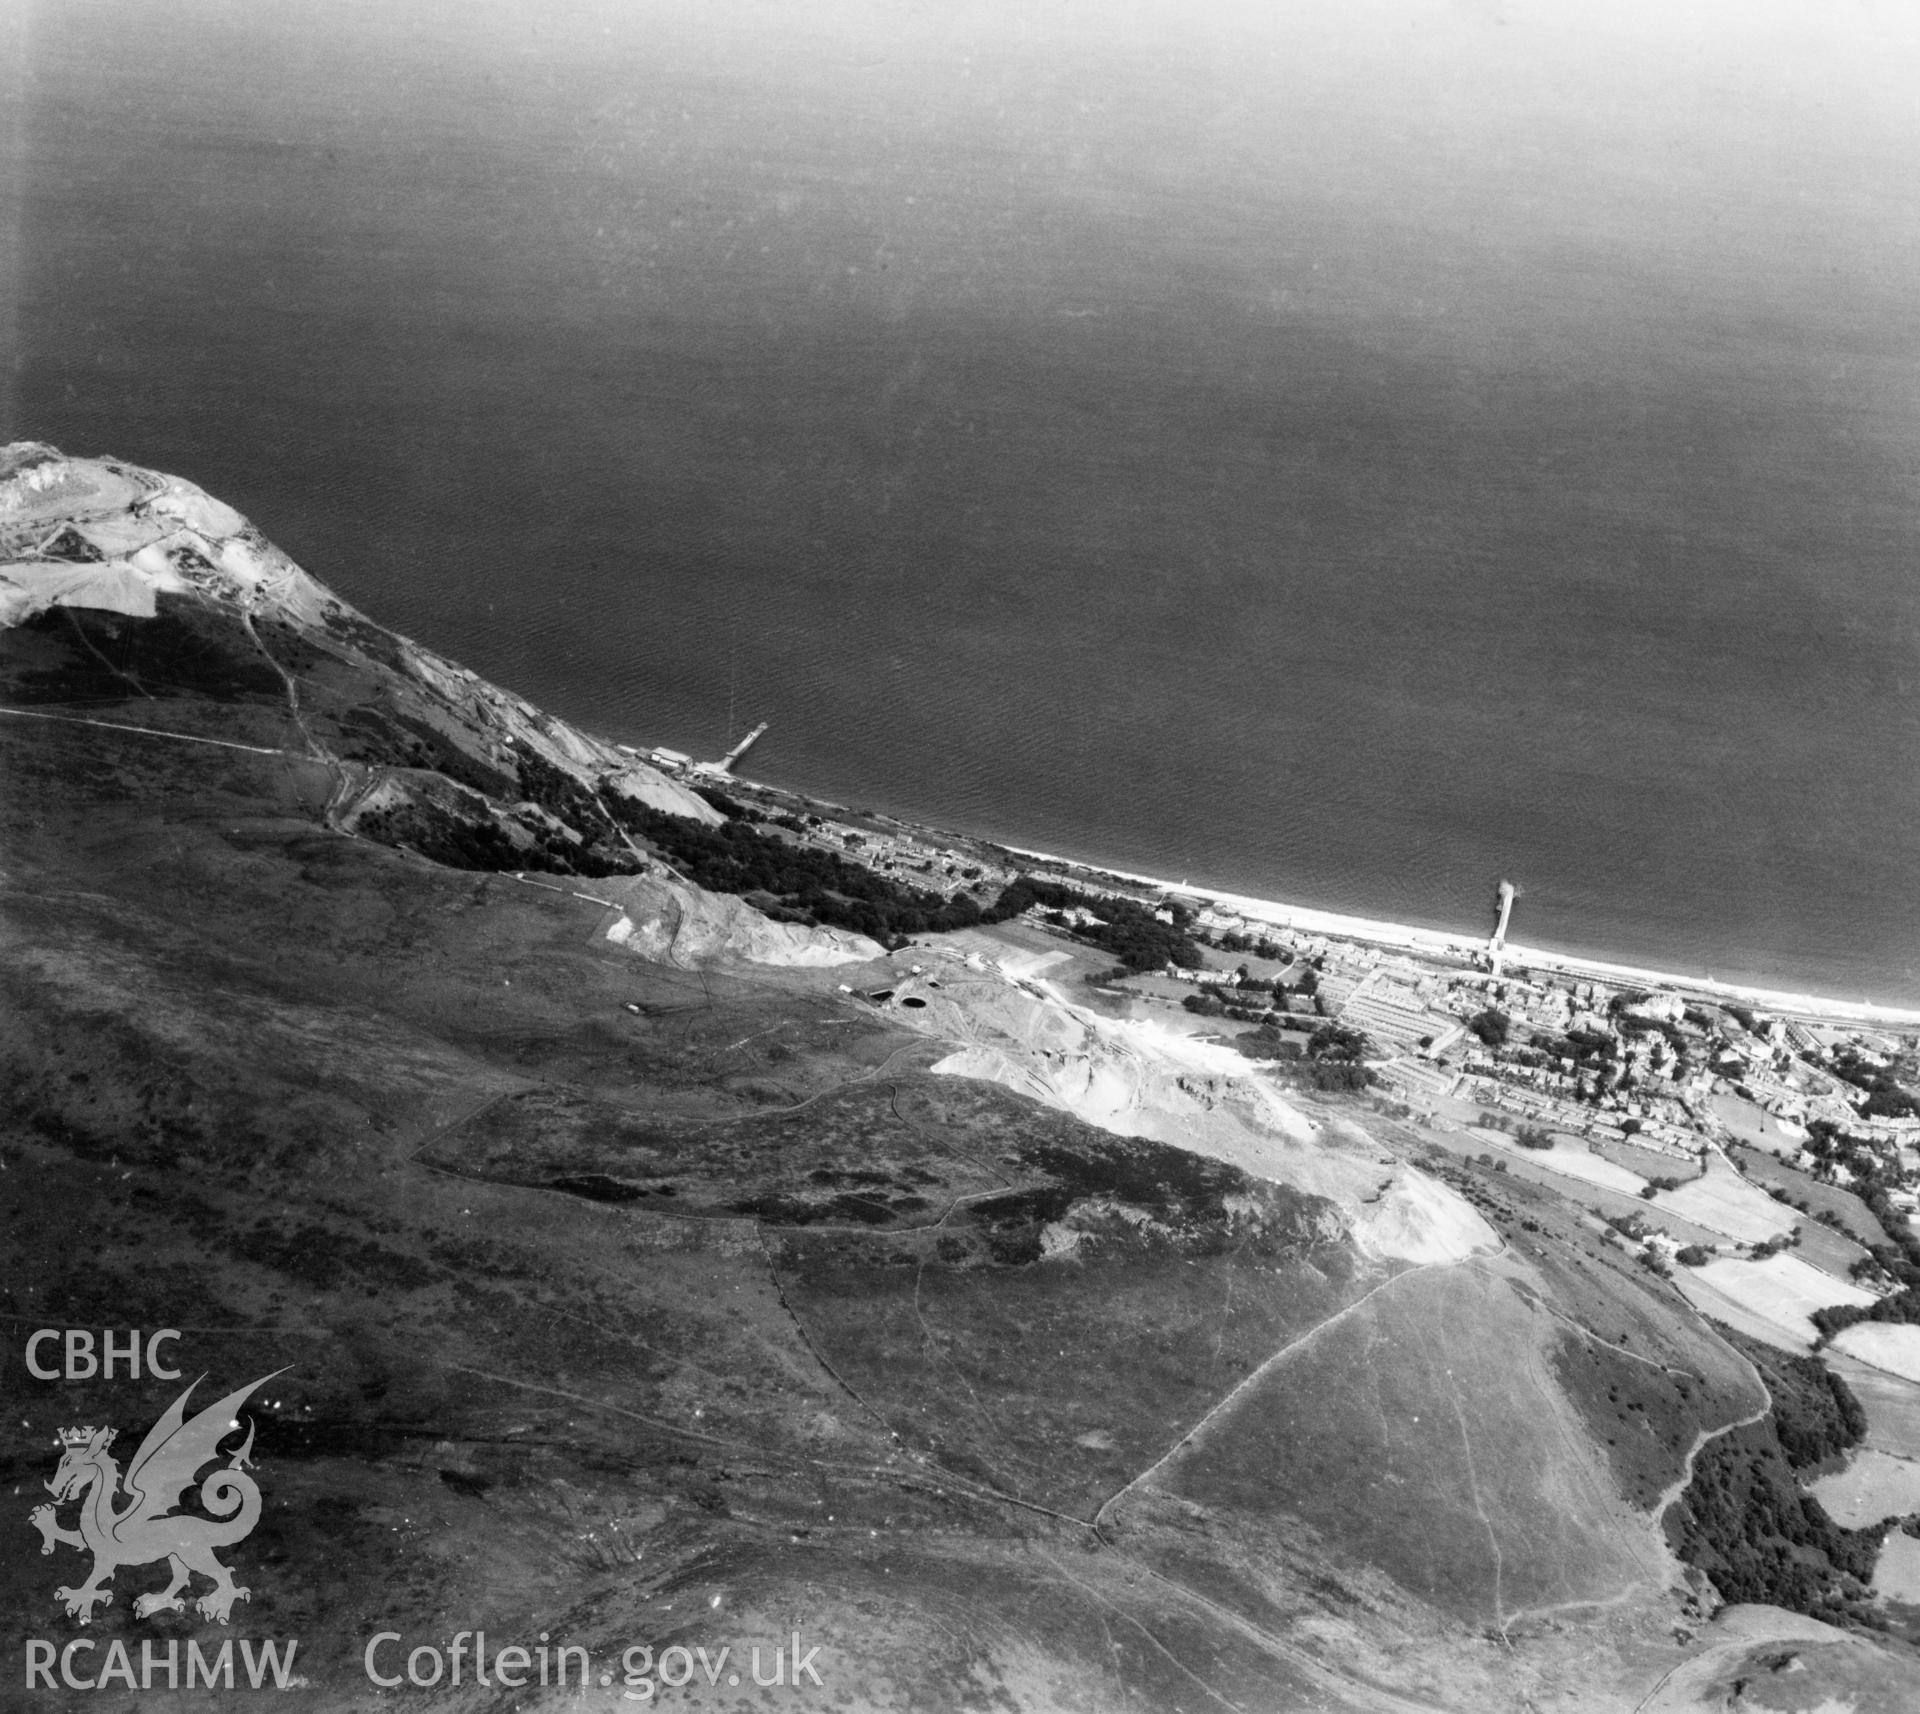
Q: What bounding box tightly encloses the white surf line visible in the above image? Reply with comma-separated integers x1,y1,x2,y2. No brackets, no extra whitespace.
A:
993,844,1920,1024
0,703,292,756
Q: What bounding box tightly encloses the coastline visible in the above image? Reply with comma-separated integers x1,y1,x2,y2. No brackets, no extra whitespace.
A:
719,763,1920,1028
994,844,1920,1030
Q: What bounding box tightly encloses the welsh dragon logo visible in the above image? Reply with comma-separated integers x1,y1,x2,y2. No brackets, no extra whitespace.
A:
29,1370,284,1626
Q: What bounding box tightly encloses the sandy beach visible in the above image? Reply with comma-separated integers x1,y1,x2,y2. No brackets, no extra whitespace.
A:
999,845,1920,1029
715,779,1920,1029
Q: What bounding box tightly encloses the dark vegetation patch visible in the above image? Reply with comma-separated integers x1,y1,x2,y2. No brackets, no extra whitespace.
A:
1716,1325,1869,1472
1012,881,1203,970
1813,1282,1920,1342
437,1076,1343,1253
978,1135,1346,1264
319,606,408,673
356,790,546,874
40,525,104,561
4,598,287,704
547,1173,678,1204
1665,1421,1888,1627
328,704,516,798
391,713,518,797
1548,1333,1714,1511
1664,1323,1883,1625
425,1076,1015,1228
771,1227,1367,1516
596,789,1014,948
226,1219,441,1295
249,613,335,674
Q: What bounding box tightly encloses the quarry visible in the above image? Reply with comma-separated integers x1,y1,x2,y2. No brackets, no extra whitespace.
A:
7,443,1920,1711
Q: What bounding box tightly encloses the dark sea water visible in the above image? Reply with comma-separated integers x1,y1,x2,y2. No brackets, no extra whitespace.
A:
9,3,1920,1004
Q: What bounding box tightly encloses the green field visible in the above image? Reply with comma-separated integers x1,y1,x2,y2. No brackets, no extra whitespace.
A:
1731,1142,1890,1250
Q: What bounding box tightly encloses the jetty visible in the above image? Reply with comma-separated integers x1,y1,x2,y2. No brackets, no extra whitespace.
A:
1490,879,1516,975
696,721,768,776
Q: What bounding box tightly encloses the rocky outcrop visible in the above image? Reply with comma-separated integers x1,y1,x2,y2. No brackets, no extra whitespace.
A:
873,946,1497,1263
600,871,885,969
0,442,720,829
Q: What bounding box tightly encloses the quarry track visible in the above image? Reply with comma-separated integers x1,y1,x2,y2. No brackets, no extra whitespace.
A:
1626,1616,1841,1714
1043,1549,1457,1714
448,1331,1094,1534
0,702,295,756
459,1262,1460,1714
1091,1259,1446,1538
239,602,327,762
1036,1550,1259,1714
459,1356,1450,1714
404,1089,519,1166
61,605,153,699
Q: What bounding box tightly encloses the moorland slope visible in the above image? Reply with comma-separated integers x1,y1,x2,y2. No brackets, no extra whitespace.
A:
4,445,1918,1711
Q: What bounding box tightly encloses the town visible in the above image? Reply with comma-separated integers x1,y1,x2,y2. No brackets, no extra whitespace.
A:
625,744,1920,1308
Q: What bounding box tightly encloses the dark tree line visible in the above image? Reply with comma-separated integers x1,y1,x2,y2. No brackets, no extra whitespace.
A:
597,785,1209,957
1014,878,1204,969
1828,1049,1920,1118
1467,1009,1510,1047
365,742,1217,958
1804,1120,1920,1332
1668,1327,1881,1625
600,791,1016,945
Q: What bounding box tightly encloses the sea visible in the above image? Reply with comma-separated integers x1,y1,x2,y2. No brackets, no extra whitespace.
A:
8,3,1920,1006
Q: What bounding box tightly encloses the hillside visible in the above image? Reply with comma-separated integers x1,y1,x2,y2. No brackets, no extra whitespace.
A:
5,445,1920,1711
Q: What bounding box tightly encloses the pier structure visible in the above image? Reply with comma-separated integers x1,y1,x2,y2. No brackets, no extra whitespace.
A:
1489,879,1516,977
696,721,769,777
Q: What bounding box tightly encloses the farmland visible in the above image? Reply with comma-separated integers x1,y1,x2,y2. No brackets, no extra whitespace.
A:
1832,1324,1920,1385
1673,1255,1874,1352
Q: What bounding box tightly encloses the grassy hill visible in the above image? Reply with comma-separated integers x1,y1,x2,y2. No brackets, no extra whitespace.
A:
8,453,1920,1710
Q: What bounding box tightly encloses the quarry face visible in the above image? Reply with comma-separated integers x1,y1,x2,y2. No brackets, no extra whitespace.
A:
5,446,1919,1713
